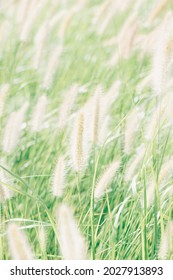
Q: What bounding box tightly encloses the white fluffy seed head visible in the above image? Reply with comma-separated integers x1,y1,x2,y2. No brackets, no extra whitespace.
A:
152,15,173,95
0,166,12,203
145,100,166,141
56,204,87,260
0,83,9,117
93,0,111,24
30,95,48,132
42,45,63,89
2,103,28,154
52,156,66,198
158,157,173,184
16,0,30,24
70,111,89,172
91,93,100,144
124,108,139,155
142,157,173,208
125,144,146,182
38,226,47,254
94,160,120,201
105,80,121,105
97,8,116,35
158,221,173,259
141,180,155,209
7,223,35,260
147,0,170,26
85,85,110,145
58,84,79,127
108,13,138,66
32,21,49,70
59,10,74,42
20,0,42,42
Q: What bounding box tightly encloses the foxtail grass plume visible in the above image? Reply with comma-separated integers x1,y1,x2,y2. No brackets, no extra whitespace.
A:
104,80,121,105
70,110,89,172
114,196,129,228
30,95,48,132
93,0,111,24
124,108,139,155
2,103,28,154
147,0,170,26
16,0,30,24
158,221,173,259
0,83,9,117
125,144,146,182
33,21,49,70
136,74,152,93
57,203,87,260
0,166,12,203
94,160,120,201
109,14,138,66
143,157,173,208
97,8,116,35
7,223,35,260
90,91,100,144
73,0,87,12
42,45,63,89
59,10,74,42
58,84,79,127
52,156,66,198
158,157,173,184
20,0,43,42
38,226,47,255
49,11,67,30
145,99,166,140
152,14,173,95
100,81,121,120
85,86,106,144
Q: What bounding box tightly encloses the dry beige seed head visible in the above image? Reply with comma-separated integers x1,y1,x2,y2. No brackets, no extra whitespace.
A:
85,85,108,145
57,204,87,260
147,0,170,26
16,0,30,24
136,74,152,93
73,0,87,12
7,223,35,260
94,160,120,201
152,15,173,95
0,84,9,117
59,10,74,41
124,108,139,155
49,11,66,29
52,156,66,198
30,95,48,132
93,0,111,24
97,8,116,35
91,93,100,144
158,221,173,259
58,84,79,127
20,0,42,42
0,166,12,203
32,21,49,70
3,103,28,154
143,157,173,208
105,80,121,105
42,45,63,89
145,100,166,141
70,111,89,172
109,14,138,66
125,144,146,182
38,226,47,254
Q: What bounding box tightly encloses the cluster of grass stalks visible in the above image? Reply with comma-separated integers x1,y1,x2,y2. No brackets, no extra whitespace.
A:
1,0,173,260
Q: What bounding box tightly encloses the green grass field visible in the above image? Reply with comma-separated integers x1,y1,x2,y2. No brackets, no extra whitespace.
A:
0,0,173,260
